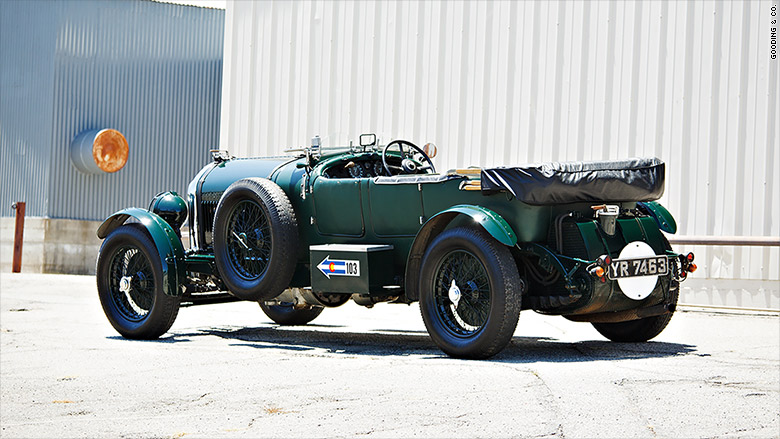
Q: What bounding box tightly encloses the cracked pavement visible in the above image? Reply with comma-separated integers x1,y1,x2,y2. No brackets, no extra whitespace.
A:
1,273,778,438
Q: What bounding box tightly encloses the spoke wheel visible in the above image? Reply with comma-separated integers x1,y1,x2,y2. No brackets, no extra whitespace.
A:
433,250,491,336
419,226,522,359
226,200,272,280
97,224,180,339
109,247,155,322
213,178,298,301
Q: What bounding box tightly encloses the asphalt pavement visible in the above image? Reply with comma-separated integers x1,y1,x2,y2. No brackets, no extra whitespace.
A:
1,273,778,438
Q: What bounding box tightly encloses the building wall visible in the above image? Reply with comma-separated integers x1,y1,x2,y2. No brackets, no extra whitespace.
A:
0,217,102,275
220,0,779,309
0,3,58,218
0,216,190,275
0,0,224,221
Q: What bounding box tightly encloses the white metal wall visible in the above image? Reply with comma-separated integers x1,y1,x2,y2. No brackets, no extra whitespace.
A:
221,0,779,308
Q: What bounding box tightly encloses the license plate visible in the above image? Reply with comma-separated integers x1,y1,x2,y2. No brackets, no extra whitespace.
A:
607,256,668,279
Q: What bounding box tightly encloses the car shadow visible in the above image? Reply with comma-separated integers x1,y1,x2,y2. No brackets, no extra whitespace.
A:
128,325,699,363
496,337,702,364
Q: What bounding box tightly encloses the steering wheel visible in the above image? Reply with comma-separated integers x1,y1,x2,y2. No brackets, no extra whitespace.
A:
382,140,436,175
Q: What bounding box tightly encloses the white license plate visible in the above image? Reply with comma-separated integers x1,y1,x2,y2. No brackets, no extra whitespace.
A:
607,256,668,279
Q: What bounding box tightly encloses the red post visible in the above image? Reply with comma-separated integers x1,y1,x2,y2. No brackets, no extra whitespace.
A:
12,202,25,273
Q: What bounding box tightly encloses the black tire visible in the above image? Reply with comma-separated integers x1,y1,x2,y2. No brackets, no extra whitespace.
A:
259,302,324,325
213,178,298,301
96,224,180,339
419,226,522,359
592,236,679,342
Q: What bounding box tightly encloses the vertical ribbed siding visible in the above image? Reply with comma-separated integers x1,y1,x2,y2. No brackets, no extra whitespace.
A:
0,0,224,221
47,0,225,220
0,4,57,218
221,0,778,285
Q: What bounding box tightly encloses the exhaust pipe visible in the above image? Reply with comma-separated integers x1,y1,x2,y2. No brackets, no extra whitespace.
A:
564,303,675,323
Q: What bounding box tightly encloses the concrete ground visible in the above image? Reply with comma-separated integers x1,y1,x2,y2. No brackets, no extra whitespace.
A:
1,273,778,438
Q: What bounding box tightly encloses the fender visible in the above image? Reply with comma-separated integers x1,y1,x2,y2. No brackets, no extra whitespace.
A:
637,201,677,234
97,207,186,297
404,204,518,301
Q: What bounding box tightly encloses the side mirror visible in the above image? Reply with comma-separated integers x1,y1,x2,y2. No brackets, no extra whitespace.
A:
423,142,438,158
360,133,376,148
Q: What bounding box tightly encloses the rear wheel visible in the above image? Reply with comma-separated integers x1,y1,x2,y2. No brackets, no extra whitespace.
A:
592,237,679,342
419,226,522,359
259,302,324,326
591,289,677,342
96,224,180,339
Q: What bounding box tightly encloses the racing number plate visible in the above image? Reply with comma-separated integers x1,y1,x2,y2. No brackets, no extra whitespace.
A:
608,256,668,279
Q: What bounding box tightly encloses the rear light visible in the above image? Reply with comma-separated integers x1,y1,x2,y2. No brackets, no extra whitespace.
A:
687,252,695,262
588,265,608,283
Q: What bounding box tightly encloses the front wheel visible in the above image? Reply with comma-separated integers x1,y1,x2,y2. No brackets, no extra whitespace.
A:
96,224,180,339
418,226,522,359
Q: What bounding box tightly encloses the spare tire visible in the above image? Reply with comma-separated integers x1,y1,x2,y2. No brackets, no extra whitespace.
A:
213,178,298,301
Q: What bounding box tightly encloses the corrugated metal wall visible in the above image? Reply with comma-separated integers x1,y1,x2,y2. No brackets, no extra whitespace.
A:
0,0,224,220
0,2,58,218
220,0,779,306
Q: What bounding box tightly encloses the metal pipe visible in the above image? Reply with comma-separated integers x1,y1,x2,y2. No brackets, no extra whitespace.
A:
678,303,780,314
564,303,674,323
70,129,129,174
666,235,780,247
11,202,25,273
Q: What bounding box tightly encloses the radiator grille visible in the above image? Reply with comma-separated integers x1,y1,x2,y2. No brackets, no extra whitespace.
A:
200,191,221,247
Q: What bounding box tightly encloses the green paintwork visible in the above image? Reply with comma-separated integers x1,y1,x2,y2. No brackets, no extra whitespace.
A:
637,201,677,234
369,182,423,236
184,253,216,275
312,178,365,236
524,216,675,316
189,151,591,296
97,207,186,297
199,156,291,195
121,143,686,318
573,216,667,260
426,204,518,246
575,221,602,260
419,179,551,243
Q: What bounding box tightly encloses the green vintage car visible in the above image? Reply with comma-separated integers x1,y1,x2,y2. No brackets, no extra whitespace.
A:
96,135,696,359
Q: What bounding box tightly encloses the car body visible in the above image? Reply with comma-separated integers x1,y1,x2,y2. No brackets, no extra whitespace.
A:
96,135,696,359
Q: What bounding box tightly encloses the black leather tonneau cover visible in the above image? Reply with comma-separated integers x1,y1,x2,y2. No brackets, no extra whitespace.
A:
480,157,664,205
